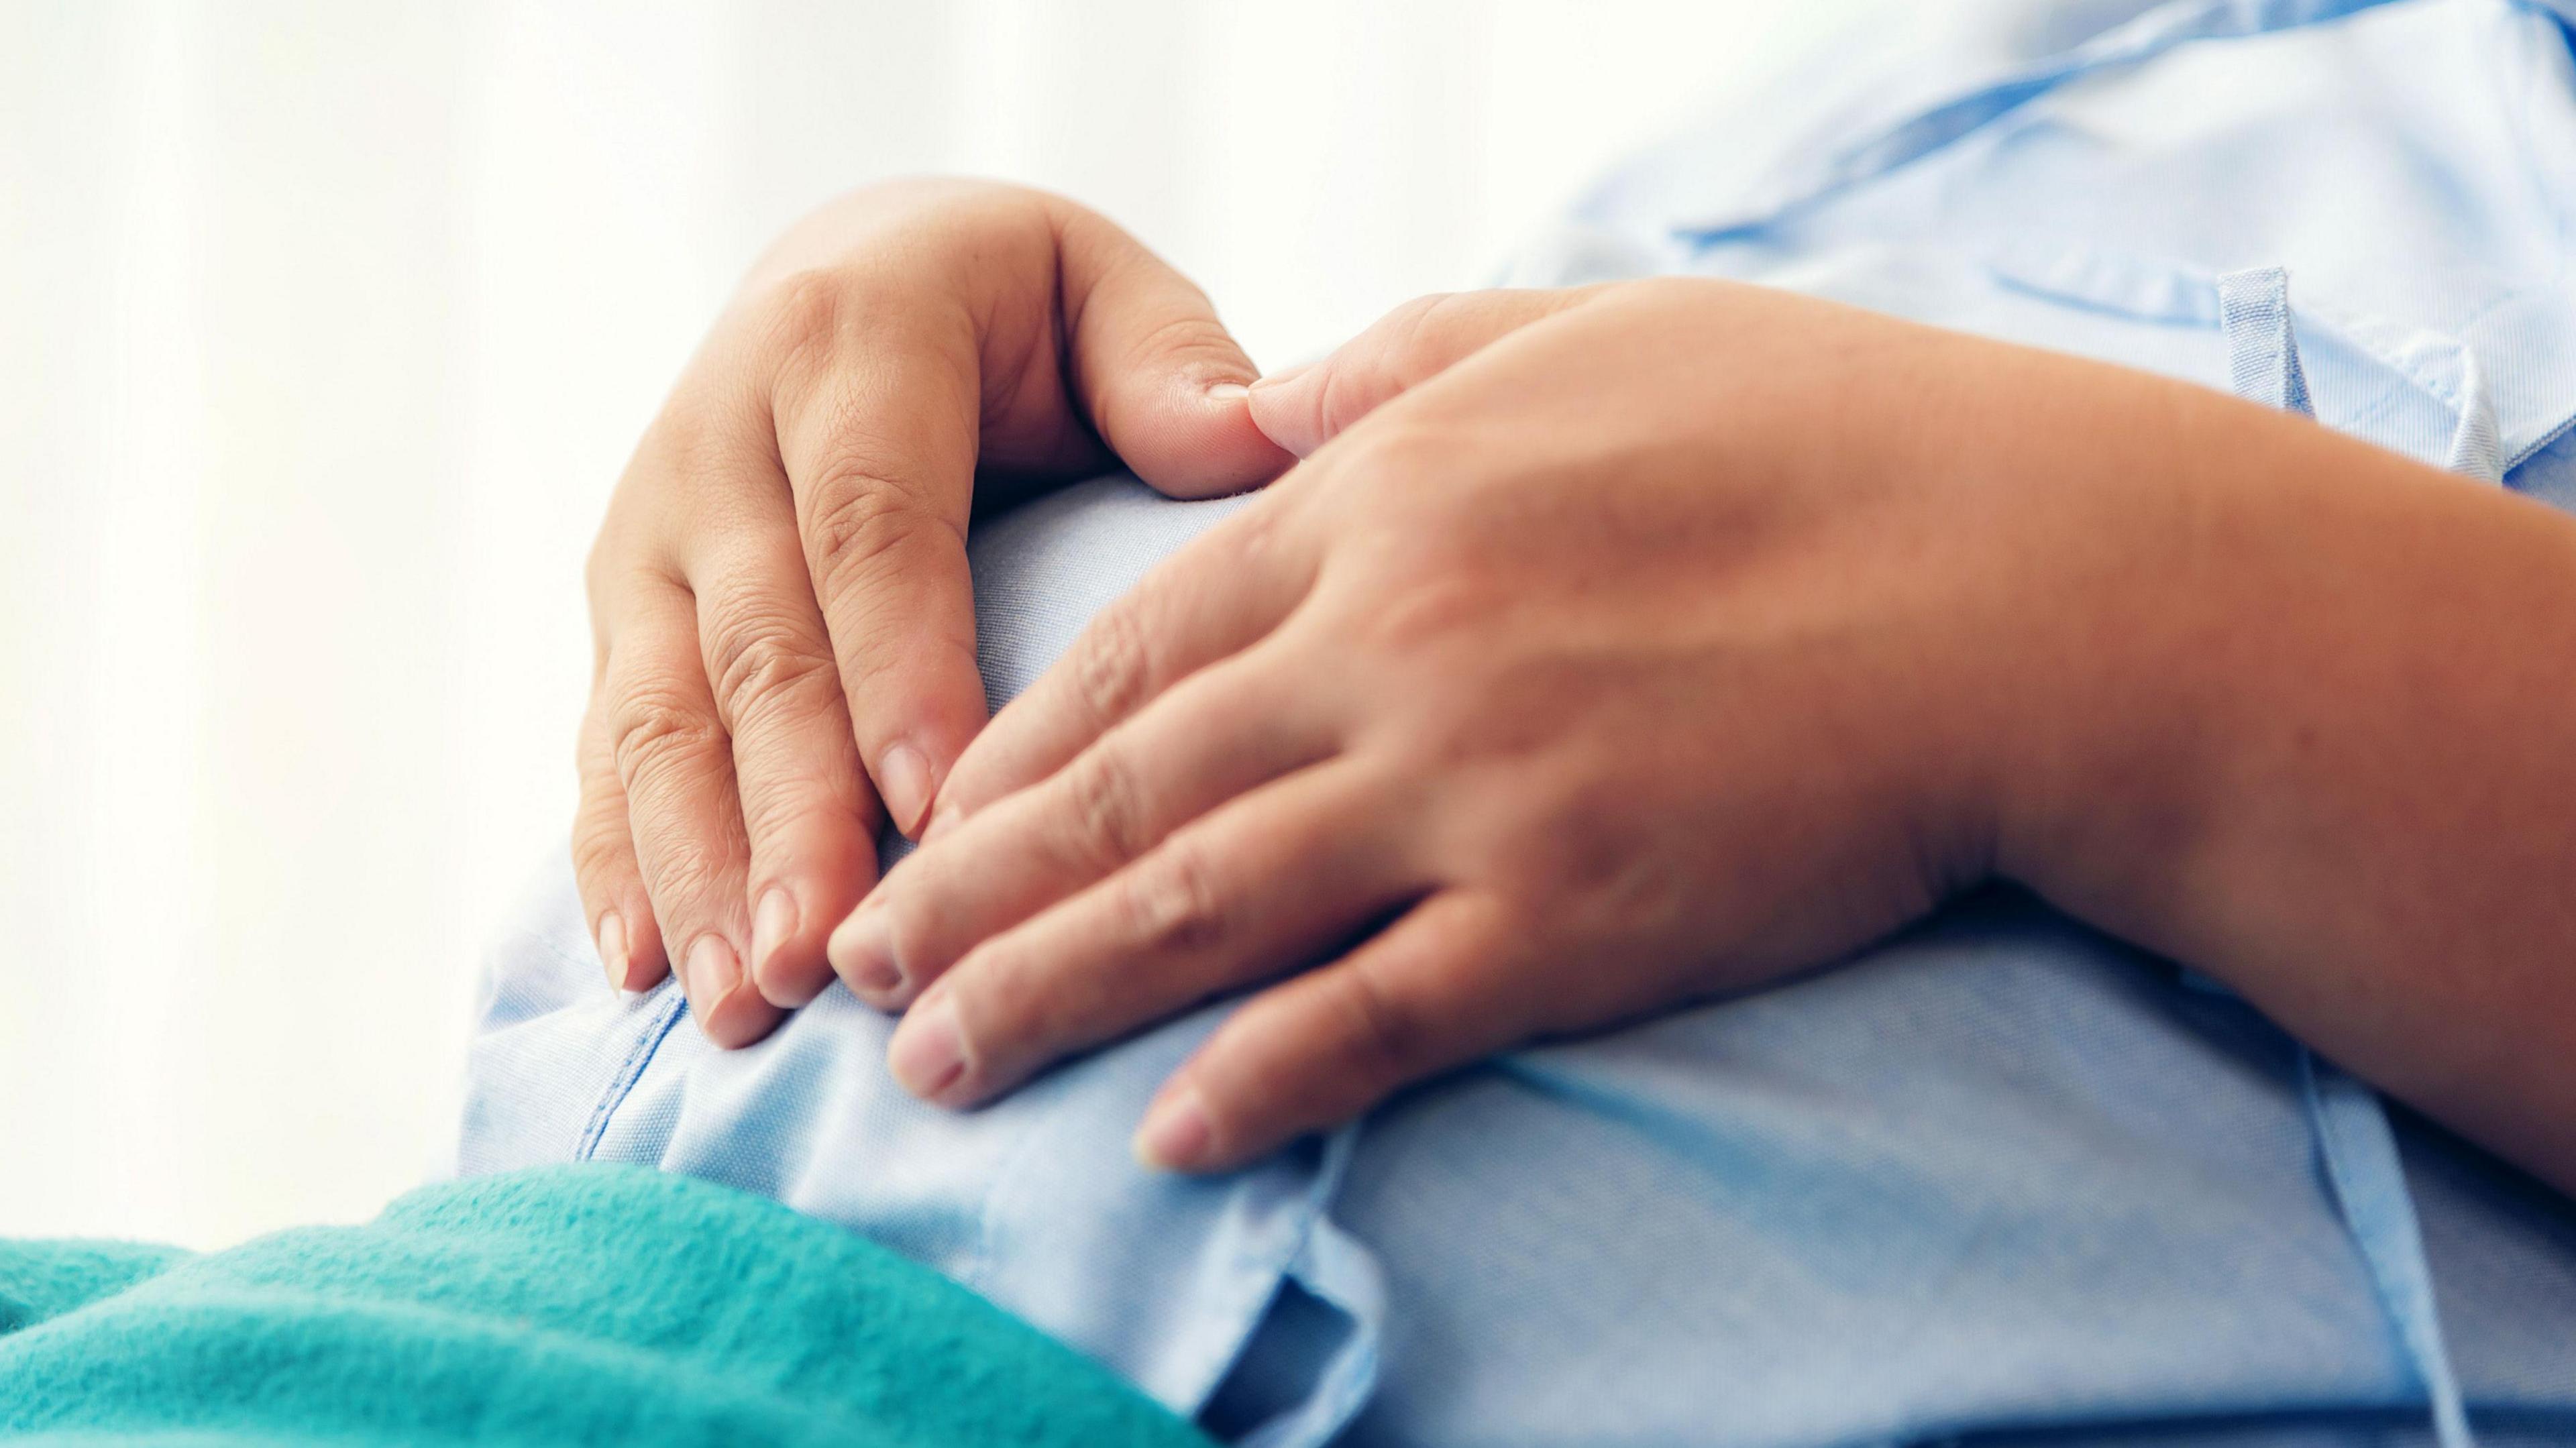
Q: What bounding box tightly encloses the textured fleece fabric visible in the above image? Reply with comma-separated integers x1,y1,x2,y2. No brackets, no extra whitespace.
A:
0,1164,1211,1448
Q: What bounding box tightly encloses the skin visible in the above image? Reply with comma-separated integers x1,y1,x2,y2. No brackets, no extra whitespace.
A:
575,180,1290,1043
814,280,2576,1195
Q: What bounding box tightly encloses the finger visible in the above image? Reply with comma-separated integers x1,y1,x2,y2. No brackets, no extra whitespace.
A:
883,761,1424,1108
571,695,669,992
1049,202,1294,497
1245,287,1605,457
765,195,1295,839
689,518,883,1010
764,309,990,840
830,645,1337,1009
922,496,1322,836
1132,891,1528,1173
600,574,782,1048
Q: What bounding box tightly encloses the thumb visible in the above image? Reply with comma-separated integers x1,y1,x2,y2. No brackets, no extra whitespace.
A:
1053,205,1293,500
1245,287,1606,458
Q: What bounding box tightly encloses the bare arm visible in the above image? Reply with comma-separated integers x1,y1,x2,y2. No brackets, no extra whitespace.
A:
2021,419,2576,1196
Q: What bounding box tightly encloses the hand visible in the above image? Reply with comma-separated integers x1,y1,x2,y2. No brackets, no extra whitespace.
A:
834,276,2576,1196
826,279,2229,1168
576,179,1290,1045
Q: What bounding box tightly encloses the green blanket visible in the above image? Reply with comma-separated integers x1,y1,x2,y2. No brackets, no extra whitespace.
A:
0,1164,1212,1447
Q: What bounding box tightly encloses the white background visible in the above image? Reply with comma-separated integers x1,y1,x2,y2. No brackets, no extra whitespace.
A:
1,0,1889,1247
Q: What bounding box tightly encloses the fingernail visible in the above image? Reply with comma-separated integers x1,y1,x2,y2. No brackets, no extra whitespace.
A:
1205,380,1250,403
684,934,740,1005
887,993,967,1101
878,742,934,838
1134,1085,1213,1172
828,906,902,999
750,888,798,985
596,911,629,990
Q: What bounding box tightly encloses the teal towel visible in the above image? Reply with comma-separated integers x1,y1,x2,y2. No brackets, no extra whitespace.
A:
0,1164,1213,1447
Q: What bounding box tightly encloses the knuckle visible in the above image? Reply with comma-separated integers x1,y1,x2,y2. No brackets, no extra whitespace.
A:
1121,841,1228,956
804,476,955,606
637,394,719,478
1071,605,1156,725
705,623,835,728
606,681,728,789
1218,496,1289,568
1307,294,1454,437
1376,292,1458,369
755,265,865,366
752,267,946,414
1524,786,1663,908
1330,960,1428,1076
1359,570,1502,660
1058,748,1152,871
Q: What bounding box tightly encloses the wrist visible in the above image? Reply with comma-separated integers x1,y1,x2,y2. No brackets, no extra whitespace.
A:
1987,386,2569,991
1984,377,2337,943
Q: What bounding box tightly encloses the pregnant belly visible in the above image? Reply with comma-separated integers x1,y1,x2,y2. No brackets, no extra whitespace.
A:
458,475,2576,1448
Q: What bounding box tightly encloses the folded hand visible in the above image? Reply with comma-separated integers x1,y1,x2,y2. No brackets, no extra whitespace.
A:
575,181,1289,1042
833,280,2224,1169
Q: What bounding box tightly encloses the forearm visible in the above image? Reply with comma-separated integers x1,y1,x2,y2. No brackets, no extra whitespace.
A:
2019,412,2576,1195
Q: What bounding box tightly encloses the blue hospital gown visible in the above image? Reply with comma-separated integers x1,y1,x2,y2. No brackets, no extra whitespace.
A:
458,3,2576,1444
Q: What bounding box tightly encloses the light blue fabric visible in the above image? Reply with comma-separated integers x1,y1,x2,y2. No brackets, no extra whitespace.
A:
460,3,2576,1445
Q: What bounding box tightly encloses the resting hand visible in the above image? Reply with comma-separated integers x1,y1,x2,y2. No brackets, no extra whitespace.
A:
837,273,2576,1194
827,279,2212,1166
576,180,1289,1044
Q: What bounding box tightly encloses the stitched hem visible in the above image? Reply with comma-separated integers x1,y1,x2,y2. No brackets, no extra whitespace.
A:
575,987,688,1162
